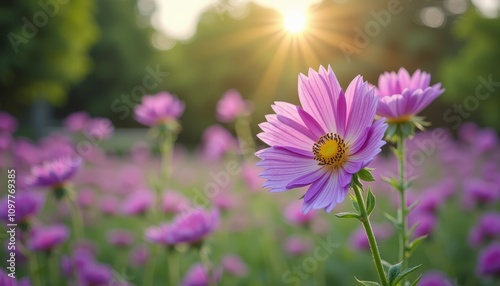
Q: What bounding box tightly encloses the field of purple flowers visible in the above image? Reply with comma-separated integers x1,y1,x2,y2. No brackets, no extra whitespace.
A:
1,67,500,286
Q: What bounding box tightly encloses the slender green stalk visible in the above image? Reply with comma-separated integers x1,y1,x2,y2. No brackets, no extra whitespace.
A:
352,183,389,286
142,246,158,286
29,253,41,286
66,194,84,240
235,116,255,160
49,252,59,285
397,135,409,276
168,249,180,286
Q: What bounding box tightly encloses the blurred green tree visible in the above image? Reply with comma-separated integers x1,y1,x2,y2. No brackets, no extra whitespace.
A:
0,0,98,111
63,0,160,126
440,9,500,130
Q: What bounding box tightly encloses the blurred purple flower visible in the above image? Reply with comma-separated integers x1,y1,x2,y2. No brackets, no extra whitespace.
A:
29,224,69,251
468,212,500,247
64,111,90,133
145,223,172,245
166,208,219,245
130,245,149,267
0,268,30,286
201,125,237,162
78,262,113,286
0,191,44,224
216,89,251,122
131,141,151,164
83,117,114,141
107,229,135,247
121,190,154,216
0,133,11,152
25,156,82,189
375,68,444,122
241,163,265,192
476,242,500,277
350,224,393,251
0,112,18,134
409,212,436,239
221,254,248,277
134,92,185,126
463,178,499,207
77,188,94,208
100,195,119,215
162,191,190,214
181,263,222,286
284,236,313,256
284,200,315,226
418,270,453,286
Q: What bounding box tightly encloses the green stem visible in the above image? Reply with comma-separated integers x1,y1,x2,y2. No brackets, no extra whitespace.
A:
168,249,180,286
49,252,59,285
67,194,84,240
29,253,42,286
397,136,409,277
235,116,255,160
352,183,389,286
142,246,157,286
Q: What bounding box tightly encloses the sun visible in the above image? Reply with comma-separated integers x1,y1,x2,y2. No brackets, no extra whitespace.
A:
283,9,308,34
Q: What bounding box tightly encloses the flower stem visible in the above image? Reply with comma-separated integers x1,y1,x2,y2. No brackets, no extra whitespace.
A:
49,252,59,285
352,183,389,286
235,116,255,160
397,135,409,278
29,253,42,286
142,245,158,286
168,249,180,286
66,191,84,240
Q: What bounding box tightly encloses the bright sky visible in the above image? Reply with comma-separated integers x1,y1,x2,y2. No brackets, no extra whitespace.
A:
152,0,321,40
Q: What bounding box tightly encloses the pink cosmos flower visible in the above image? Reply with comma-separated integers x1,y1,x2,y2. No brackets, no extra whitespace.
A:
0,191,44,224
0,112,18,134
107,229,135,247
166,208,219,245
29,224,69,251
64,111,90,133
121,190,154,216
284,236,313,256
145,223,172,246
221,254,248,277
476,242,500,277
26,156,82,189
256,66,387,213
83,117,114,141
134,92,185,126
181,263,222,286
216,89,251,122
350,224,393,251
418,270,453,286
284,200,315,226
162,191,190,214
201,125,237,162
375,68,444,122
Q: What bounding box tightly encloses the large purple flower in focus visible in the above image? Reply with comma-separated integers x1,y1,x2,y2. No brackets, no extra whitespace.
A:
26,156,82,188
256,66,387,213
134,92,185,126
376,68,444,122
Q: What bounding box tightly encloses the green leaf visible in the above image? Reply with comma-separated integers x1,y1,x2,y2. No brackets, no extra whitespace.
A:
358,168,375,182
384,213,401,229
355,277,380,286
388,261,402,286
366,188,376,216
410,275,423,286
335,212,360,219
408,235,428,255
381,260,392,271
392,264,422,286
350,193,360,213
381,176,399,191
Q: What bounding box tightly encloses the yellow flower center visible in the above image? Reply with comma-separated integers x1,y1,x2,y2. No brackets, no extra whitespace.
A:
312,133,348,168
